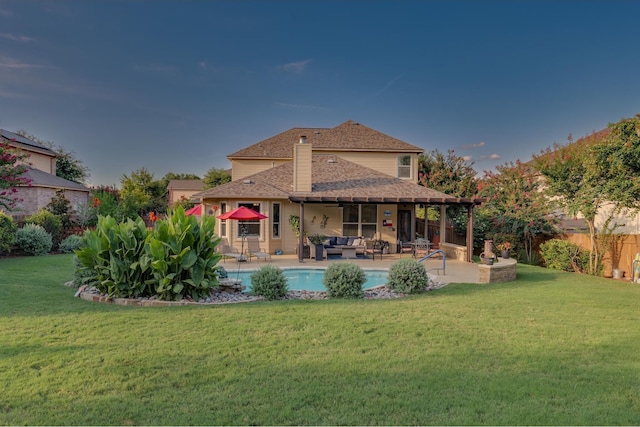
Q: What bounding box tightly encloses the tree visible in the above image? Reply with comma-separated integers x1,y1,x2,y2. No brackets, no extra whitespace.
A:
203,167,231,189
418,149,479,240
0,140,31,211
418,149,479,198
534,115,640,275
16,130,89,184
120,167,155,216
478,160,556,264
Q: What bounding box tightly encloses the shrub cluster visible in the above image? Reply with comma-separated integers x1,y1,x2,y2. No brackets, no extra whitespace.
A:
387,258,429,293
0,211,16,254
58,234,84,254
15,224,53,256
75,207,222,300
323,262,365,298
540,238,589,273
250,265,288,300
25,209,63,248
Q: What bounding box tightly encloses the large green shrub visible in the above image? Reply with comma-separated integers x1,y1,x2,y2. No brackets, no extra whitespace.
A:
25,209,63,248
388,258,429,294
144,208,222,301
75,207,221,300
540,238,589,273
58,234,84,254
15,224,52,256
0,211,16,254
249,265,288,300
323,262,365,299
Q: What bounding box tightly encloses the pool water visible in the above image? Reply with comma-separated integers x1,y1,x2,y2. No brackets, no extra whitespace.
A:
227,268,388,292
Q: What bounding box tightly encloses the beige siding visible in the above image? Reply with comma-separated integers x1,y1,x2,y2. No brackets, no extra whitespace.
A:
293,144,312,192
18,151,56,174
169,189,201,205
316,151,418,180
231,159,290,181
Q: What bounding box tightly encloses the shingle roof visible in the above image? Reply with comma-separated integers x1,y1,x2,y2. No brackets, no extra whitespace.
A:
21,166,90,192
0,129,57,156
227,120,423,159
195,155,480,205
167,179,205,191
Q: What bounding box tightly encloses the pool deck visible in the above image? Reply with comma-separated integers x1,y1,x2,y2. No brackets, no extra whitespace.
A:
221,253,480,284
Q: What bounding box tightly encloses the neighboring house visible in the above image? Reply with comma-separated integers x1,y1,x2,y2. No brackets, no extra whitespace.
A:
167,179,205,207
194,120,482,262
0,129,90,217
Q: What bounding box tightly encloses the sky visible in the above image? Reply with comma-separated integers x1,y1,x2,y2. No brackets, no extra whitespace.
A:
1,0,639,187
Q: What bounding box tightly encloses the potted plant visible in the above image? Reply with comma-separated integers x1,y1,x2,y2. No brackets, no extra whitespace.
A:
496,241,511,259
289,215,309,258
308,233,327,261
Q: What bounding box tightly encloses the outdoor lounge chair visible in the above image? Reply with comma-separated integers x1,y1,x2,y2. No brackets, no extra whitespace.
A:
218,239,246,263
246,235,272,263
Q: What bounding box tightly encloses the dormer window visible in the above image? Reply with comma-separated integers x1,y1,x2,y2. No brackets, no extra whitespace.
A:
398,155,411,179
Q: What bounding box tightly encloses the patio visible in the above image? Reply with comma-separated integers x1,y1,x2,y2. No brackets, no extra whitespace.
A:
221,252,481,284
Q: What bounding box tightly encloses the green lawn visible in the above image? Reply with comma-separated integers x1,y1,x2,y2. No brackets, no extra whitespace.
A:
2,255,640,425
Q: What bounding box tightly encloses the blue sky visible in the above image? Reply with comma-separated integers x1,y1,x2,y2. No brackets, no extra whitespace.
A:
1,1,639,187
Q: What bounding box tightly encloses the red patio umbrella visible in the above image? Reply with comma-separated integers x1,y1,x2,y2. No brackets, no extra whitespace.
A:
185,204,202,216
217,206,268,260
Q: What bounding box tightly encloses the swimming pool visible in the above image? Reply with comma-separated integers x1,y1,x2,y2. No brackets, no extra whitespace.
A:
227,268,389,292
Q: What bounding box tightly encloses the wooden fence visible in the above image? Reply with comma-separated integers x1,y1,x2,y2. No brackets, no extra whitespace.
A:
565,233,640,278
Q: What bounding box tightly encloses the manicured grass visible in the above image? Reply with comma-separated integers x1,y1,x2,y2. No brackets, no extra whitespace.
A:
2,255,640,425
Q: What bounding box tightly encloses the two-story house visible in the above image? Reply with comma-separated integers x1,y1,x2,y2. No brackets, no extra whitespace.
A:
194,120,481,261
1,129,90,217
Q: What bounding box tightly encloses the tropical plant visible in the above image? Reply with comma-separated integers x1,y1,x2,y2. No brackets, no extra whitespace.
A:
0,211,17,254
387,258,429,294
144,208,221,301
15,224,52,256
323,262,365,298
249,265,288,300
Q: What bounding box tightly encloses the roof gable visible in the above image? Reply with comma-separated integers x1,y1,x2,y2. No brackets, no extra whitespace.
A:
228,120,423,159
0,129,57,157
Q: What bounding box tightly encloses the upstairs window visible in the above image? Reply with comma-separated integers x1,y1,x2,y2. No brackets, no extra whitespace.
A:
398,155,411,179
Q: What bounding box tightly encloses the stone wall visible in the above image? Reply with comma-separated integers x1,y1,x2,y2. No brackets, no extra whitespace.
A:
440,242,467,262
7,187,89,218
477,257,517,283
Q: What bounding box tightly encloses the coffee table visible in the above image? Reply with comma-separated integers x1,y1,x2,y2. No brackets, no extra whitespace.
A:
341,246,357,259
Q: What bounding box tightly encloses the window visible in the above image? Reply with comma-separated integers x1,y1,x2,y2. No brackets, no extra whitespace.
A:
272,202,281,238
219,202,227,237
238,202,262,237
342,204,377,238
398,155,411,179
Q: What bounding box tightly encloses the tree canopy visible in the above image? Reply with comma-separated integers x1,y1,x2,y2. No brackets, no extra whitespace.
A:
203,167,231,189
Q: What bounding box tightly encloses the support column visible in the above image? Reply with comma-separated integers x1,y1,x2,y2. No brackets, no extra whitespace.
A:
466,204,474,263
439,205,446,244
298,202,305,263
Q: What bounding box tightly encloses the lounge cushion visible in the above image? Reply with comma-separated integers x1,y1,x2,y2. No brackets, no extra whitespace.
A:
329,236,337,246
336,237,349,245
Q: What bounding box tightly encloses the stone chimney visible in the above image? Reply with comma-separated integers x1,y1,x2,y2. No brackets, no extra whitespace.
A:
293,136,312,192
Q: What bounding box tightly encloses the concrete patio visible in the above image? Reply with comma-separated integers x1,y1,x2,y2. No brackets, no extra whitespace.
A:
221,252,481,284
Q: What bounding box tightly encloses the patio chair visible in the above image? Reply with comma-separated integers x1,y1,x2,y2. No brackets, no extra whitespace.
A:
413,239,430,259
365,240,383,260
397,240,414,256
246,235,272,263
217,239,246,263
